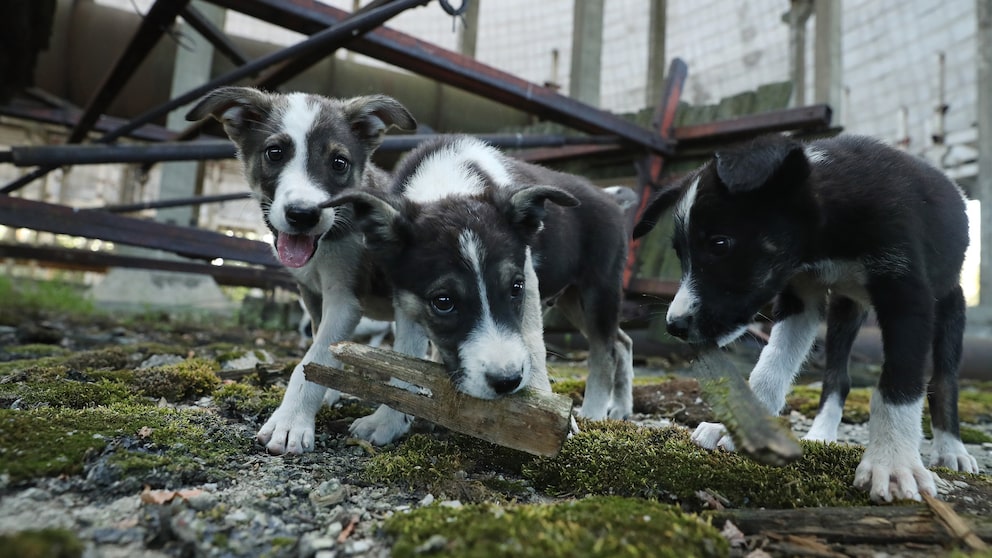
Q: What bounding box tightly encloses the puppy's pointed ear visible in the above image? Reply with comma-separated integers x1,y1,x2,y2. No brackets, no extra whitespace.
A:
714,135,810,194
185,86,273,142
503,185,579,238
322,191,410,255
345,95,417,151
632,184,682,239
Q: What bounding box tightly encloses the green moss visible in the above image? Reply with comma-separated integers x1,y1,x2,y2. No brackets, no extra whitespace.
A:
133,358,221,401
788,385,872,423
362,435,466,491
0,344,70,360
0,528,84,558
384,496,727,558
0,403,250,484
0,276,95,325
0,378,136,409
523,421,870,509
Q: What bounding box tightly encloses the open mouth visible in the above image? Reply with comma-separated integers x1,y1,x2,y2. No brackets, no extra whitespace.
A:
275,233,319,268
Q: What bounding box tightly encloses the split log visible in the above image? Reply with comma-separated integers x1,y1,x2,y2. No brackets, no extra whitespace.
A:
707,505,992,547
302,342,573,457
691,349,803,466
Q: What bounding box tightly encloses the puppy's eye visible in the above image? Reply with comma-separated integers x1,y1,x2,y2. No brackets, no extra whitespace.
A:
331,156,350,173
510,279,524,298
706,235,734,256
431,294,455,315
264,146,284,163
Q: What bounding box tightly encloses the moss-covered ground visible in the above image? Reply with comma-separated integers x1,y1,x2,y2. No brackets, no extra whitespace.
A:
1,277,991,557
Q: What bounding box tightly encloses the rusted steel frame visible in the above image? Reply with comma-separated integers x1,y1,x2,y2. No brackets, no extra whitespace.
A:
204,0,674,156
0,196,279,267
0,244,295,290
622,58,687,290
66,0,192,146
0,98,181,143
99,193,253,214
1,0,426,195
180,4,250,67
5,134,620,167
673,104,833,144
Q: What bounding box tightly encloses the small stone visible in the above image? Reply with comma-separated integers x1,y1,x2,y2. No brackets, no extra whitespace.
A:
414,534,447,554
310,479,349,507
226,510,250,524
325,522,343,538
347,540,373,554
22,487,50,501
138,354,185,370
298,533,336,558
418,494,435,507
187,492,218,511
439,500,462,509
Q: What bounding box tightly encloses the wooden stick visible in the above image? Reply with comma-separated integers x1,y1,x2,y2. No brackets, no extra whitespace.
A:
923,492,990,551
302,342,574,457
691,349,803,466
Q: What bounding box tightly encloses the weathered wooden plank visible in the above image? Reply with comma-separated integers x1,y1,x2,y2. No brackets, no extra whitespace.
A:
303,342,574,457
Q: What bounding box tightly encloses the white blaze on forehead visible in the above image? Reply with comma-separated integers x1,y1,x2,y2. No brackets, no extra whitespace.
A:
666,272,699,322
803,145,830,165
455,229,530,398
405,137,513,203
674,175,700,233
270,94,332,232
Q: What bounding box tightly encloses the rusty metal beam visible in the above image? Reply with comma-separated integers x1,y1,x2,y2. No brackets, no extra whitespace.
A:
4,134,621,167
0,98,183,143
673,104,833,144
0,244,294,290
0,196,279,267
180,5,250,67
204,0,674,156
99,193,253,214
68,0,191,145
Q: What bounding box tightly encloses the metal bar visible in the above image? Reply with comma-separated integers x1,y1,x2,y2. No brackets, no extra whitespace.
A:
205,0,675,156
180,5,250,67
623,58,688,290
0,244,295,290
673,104,833,144
99,192,253,213
4,134,621,167
0,98,190,143
1,0,425,194
0,196,279,267
67,0,192,145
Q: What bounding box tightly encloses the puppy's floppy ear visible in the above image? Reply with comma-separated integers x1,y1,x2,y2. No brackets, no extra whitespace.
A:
345,95,417,151
502,185,580,237
714,134,810,194
322,191,410,255
185,86,273,142
632,184,683,239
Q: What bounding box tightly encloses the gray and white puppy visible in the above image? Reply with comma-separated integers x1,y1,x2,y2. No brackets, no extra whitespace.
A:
186,87,420,453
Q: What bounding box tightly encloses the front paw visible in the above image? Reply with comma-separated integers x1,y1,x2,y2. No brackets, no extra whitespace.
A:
256,408,316,454
349,405,412,445
691,422,735,451
854,449,936,502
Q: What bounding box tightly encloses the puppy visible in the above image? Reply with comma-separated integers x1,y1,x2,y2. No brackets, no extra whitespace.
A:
634,133,977,502
186,87,422,452
328,136,634,419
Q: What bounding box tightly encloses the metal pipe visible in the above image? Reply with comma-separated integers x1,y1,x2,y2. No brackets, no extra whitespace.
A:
3,134,621,167
99,192,253,213
1,0,427,195
180,5,250,67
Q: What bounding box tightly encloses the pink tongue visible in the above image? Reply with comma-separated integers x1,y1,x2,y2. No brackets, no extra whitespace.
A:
276,234,318,268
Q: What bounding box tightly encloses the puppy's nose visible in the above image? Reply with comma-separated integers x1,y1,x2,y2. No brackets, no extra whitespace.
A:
667,315,693,340
486,372,523,395
285,204,321,229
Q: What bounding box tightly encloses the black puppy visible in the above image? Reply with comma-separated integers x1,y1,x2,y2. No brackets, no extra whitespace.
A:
635,133,977,502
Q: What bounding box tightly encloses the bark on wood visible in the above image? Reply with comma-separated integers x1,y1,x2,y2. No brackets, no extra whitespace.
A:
302,342,574,457
691,350,803,466
707,505,992,547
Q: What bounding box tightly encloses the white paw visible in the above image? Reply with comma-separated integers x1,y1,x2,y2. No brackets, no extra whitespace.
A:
606,404,631,420
256,407,316,454
854,448,936,502
322,389,342,407
930,447,980,474
576,402,608,421
691,422,735,451
801,426,838,443
349,405,412,445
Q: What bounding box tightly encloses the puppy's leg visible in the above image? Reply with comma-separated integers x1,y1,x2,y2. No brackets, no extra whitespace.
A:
257,289,361,454
927,285,978,472
348,309,429,445
693,285,823,451
609,328,635,419
804,296,866,442
854,274,934,502
522,248,551,392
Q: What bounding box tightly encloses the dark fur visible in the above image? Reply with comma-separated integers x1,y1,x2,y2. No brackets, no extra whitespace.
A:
635,133,975,501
